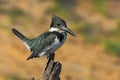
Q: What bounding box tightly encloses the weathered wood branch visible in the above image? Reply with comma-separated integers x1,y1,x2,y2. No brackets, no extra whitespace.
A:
32,53,62,80
41,53,62,80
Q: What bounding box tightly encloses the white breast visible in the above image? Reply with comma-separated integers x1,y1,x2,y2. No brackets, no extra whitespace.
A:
38,32,67,57
49,32,66,53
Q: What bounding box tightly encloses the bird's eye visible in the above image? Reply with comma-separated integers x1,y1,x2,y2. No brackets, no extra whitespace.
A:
57,24,60,26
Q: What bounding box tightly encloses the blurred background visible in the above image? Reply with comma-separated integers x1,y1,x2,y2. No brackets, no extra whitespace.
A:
0,0,120,80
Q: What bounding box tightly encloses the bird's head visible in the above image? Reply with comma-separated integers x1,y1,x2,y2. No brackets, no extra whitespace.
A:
49,15,76,37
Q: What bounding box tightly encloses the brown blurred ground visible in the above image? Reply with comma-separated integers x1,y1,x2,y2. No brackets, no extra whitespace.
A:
0,0,120,80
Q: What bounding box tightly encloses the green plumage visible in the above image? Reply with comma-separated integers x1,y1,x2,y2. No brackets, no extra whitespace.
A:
28,32,56,52
26,32,57,60
12,28,59,60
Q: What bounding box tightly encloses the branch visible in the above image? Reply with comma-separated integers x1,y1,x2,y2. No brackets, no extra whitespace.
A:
32,53,62,80
41,53,62,80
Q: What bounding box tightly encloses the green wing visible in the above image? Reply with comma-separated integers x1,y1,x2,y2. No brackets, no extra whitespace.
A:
28,32,56,56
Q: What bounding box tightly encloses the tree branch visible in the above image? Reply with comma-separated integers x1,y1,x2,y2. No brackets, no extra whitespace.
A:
32,53,62,80
41,53,62,80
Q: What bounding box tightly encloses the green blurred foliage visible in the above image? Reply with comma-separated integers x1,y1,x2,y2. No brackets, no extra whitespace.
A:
0,22,4,28
46,0,71,18
9,8,27,17
46,0,78,20
9,8,28,24
104,40,120,56
101,21,120,56
78,22,101,43
0,7,8,14
5,75,27,80
0,7,28,25
93,0,108,16
0,7,27,17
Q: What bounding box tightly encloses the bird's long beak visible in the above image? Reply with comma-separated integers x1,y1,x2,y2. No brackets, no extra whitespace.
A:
63,27,76,37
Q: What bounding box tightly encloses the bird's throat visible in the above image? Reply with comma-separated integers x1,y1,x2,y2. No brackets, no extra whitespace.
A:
49,27,65,33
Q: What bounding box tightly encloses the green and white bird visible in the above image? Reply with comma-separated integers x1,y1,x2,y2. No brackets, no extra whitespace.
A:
12,15,76,60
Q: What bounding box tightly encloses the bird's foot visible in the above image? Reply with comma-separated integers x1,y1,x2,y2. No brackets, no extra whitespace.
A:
47,53,55,60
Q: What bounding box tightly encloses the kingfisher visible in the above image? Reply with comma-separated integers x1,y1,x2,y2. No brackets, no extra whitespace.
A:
12,15,76,60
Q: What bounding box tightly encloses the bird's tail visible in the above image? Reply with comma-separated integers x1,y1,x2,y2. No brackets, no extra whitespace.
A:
12,28,27,41
12,28,32,50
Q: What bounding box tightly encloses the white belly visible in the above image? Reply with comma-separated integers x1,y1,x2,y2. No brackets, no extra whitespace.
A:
39,32,66,56
50,32,66,52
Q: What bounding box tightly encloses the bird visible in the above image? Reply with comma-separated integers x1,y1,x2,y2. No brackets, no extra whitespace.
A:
12,15,76,60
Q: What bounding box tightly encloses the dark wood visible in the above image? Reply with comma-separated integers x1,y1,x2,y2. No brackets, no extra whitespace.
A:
31,53,62,80
41,53,62,80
